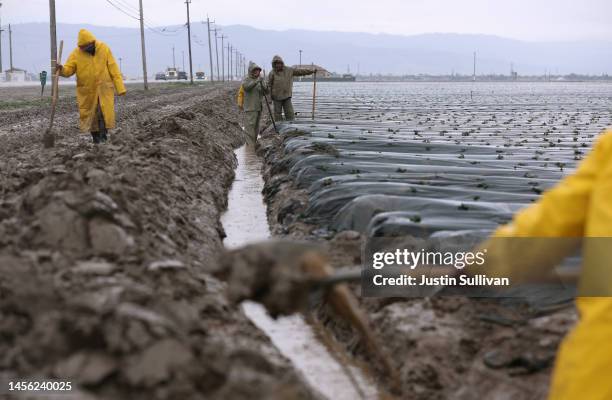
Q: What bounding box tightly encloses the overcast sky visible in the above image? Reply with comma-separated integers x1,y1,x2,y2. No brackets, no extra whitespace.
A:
2,0,611,41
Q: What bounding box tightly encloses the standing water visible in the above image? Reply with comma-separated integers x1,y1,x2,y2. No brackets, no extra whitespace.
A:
221,145,381,400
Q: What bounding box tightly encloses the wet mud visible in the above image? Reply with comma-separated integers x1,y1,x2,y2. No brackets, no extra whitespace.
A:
0,83,320,399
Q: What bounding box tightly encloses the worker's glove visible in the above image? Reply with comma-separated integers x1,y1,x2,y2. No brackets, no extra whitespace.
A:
55,64,63,72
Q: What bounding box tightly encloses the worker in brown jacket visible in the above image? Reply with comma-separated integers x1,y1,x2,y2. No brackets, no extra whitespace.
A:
267,55,315,121
241,62,268,143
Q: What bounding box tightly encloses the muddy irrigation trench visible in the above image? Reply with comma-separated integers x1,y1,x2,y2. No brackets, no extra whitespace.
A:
221,144,381,399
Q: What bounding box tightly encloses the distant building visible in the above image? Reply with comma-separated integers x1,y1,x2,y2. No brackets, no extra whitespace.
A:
5,68,27,82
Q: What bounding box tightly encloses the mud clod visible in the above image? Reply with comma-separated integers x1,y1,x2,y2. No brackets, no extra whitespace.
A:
219,241,322,317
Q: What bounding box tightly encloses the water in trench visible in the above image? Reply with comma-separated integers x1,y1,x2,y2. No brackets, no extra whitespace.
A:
221,144,381,400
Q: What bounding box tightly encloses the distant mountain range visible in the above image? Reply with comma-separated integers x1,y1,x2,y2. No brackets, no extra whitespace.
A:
3,22,611,78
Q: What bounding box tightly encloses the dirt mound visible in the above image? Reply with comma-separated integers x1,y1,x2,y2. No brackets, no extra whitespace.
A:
0,85,319,400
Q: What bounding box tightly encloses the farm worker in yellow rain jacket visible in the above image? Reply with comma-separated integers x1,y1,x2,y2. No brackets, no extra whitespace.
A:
57,29,126,144
475,128,612,400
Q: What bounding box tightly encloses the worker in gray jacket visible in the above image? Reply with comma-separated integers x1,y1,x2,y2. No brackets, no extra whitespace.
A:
267,55,315,121
242,62,269,143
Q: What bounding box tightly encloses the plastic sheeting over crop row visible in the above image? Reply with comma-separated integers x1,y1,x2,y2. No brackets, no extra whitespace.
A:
276,82,611,239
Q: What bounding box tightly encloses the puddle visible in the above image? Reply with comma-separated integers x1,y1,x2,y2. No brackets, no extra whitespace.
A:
221,144,381,400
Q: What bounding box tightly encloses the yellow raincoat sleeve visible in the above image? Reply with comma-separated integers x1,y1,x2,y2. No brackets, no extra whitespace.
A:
237,85,244,108
59,50,78,77
106,48,126,96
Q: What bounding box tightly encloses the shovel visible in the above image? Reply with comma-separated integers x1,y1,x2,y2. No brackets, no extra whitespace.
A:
43,40,63,149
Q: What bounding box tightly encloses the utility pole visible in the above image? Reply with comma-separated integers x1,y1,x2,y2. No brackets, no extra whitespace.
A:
220,34,225,82
213,28,220,80
49,0,57,95
206,17,214,81
138,0,148,90
228,43,231,81
235,50,238,78
473,51,476,82
119,57,123,72
185,0,193,84
0,2,3,74
172,46,175,69
298,49,303,81
235,49,239,78
8,23,12,70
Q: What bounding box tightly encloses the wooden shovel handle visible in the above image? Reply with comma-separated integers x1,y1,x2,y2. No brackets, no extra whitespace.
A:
49,40,64,130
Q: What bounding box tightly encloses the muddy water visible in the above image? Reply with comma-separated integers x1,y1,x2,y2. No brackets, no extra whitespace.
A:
221,145,271,249
221,145,381,400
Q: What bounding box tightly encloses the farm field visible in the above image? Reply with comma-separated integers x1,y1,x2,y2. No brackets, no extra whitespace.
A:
257,81,612,399
282,82,612,237
4,1,612,398
2,78,610,399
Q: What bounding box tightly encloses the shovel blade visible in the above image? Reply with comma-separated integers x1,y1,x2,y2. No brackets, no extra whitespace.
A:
42,130,55,148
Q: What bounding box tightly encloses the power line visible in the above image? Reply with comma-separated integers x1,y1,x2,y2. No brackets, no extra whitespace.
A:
145,23,186,36
104,0,186,37
114,0,139,14
105,0,139,21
